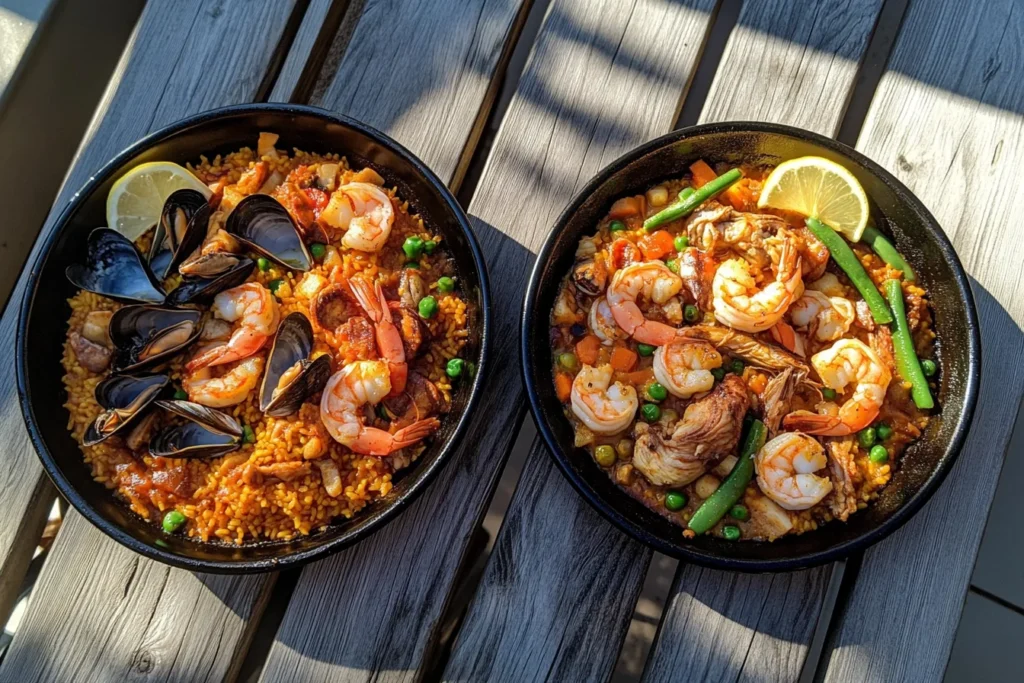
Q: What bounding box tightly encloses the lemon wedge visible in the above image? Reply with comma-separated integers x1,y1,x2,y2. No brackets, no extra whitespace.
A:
106,162,212,242
757,156,869,241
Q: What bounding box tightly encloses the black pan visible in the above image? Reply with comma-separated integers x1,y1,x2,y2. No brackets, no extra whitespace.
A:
17,104,490,573
522,122,980,571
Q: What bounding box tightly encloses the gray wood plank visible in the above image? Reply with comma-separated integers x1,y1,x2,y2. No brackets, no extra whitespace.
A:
267,0,348,103
640,0,885,679
256,0,534,681
823,0,1024,680
0,1,305,680
440,1,721,679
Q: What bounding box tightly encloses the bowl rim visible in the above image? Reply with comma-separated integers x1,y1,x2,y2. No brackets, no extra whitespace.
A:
521,120,981,572
16,102,491,573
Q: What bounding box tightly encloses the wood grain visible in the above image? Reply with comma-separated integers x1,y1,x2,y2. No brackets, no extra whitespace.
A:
0,1,303,679
267,0,350,103
640,0,885,679
824,0,1024,680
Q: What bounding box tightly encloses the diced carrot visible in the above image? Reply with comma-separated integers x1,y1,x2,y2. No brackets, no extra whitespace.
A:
723,179,753,210
609,196,641,219
555,372,573,402
639,230,675,260
748,372,768,395
689,159,717,188
575,334,601,366
610,346,638,372
614,368,654,386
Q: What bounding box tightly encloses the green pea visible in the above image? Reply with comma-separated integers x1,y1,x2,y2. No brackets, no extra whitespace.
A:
665,491,687,511
609,220,627,232
637,343,656,357
257,257,270,272
647,382,668,402
666,259,679,274
173,389,188,401
728,359,744,375
674,235,689,251
858,427,877,449
711,367,726,381
403,235,425,259
242,425,256,444
595,445,617,467
684,304,700,323
875,423,893,441
921,359,937,377
729,504,749,521
436,276,455,293
722,525,741,541
641,404,661,422
268,279,284,295
821,387,837,401
162,510,186,533
558,352,579,372
446,358,465,378
423,240,437,254
869,445,889,464
418,295,438,319
405,261,420,270
310,243,327,260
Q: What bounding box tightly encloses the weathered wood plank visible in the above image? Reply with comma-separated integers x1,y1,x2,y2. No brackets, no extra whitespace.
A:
257,1,534,681
639,0,885,679
267,0,349,103
441,1,721,679
823,0,1024,680
0,1,305,680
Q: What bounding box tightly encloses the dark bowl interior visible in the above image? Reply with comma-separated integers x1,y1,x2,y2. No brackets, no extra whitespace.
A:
522,122,980,571
18,104,489,572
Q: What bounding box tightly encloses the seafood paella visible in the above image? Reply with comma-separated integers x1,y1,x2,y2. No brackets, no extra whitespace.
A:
62,132,473,544
550,157,937,541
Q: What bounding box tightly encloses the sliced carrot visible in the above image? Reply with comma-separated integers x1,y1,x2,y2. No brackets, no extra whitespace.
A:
609,196,642,219
614,367,654,386
575,334,601,366
639,230,675,260
610,346,638,372
723,179,753,210
689,159,717,188
555,372,573,402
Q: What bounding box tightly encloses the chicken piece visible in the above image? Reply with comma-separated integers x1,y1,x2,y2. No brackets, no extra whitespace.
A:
825,437,859,521
69,331,112,373
256,461,311,482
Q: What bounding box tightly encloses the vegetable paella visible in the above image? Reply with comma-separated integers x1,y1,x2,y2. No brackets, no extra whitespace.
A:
62,132,473,544
550,156,937,541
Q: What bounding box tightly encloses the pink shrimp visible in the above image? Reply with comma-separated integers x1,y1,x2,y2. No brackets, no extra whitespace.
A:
606,262,683,346
320,361,439,455
185,283,280,372
348,277,407,395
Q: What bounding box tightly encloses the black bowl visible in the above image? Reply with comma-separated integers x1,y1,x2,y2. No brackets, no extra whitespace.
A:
18,104,490,573
522,122,980,572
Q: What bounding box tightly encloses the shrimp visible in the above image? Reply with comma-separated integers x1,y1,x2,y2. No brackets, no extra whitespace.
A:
653,338,722,398
755,432,833,510
348,277,407,395
320,182,395,252
570,364,638,434
789,290,855,342
769,320,807,357
589,297,625,345
606,262,683,345
184,356,265,407
783,338,891,435
320,360,439,455
185,283,280,372
221,161,268,214
712,238,803,333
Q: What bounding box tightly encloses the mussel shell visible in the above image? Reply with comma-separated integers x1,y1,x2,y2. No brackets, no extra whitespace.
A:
66,228,165,304
149,190,211,280
109,305,201,372
155,399,243,436
259,312,331,416
226,194,312,272
83,373,170,446
178,252,245,278
167,257,255,306
148,400,242,459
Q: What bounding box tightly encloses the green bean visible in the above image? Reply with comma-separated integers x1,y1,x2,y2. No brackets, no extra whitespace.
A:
862,226,915,282
688,419,766,534
805,218,892,324
884,279,934,409
643,169,743,231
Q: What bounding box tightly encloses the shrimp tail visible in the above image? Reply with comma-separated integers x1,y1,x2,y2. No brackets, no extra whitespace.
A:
349,277,407,395
781,410,852,436
349,418,440,455
392,418,441,448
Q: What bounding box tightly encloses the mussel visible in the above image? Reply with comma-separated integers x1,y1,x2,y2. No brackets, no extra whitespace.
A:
66,228,165,304
259,312,331,416
167,254,255,305
83,373,170,446
109,305,202,372
149,400,242,458
226,194,312,272
149,190,211,280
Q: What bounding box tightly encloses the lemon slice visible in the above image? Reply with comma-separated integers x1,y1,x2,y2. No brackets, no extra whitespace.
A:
106,162,212,242
757,156,869,241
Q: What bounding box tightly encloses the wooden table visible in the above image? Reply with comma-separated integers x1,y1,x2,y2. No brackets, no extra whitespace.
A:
0,0,1021,680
